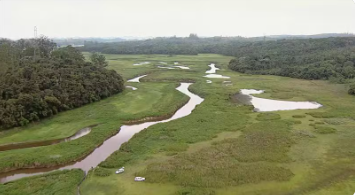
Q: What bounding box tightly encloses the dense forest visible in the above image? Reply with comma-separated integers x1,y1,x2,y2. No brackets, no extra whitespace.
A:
81,34,355,56
227,37,355,94
53,37,125,47
81,34,251,55
0,37,124,129
228,37,355,79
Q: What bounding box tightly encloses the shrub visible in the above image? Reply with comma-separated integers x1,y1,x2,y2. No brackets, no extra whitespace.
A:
292,115,306,118
314,126,336,134
93,167,112,177
256,113,281,121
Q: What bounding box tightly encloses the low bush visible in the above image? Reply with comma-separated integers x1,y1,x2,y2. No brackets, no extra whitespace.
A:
292,115,306,118
256,113,281,121
314,126,337,134
93,167,112,177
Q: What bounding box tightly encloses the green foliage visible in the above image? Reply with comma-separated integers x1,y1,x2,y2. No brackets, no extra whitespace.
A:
99,81,250,169
292,114,306,118
175,188,216,195
90,52,108,67
51,45,85,64
284,119,302,125
314,126,337,134
256,113,281,121
228,37,355,83
137,121,294,187
141,161,293,188
348,84,355,95
0,39,124,129
0,169,84,195
0,82,188,172
93,167,112,177
81,36,248,55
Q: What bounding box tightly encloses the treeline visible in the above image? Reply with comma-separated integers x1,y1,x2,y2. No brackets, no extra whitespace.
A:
0,37,124,129
80,34,355,56
228,37,355,85
80,34,355,94
81,34,250,55
53,37,125,47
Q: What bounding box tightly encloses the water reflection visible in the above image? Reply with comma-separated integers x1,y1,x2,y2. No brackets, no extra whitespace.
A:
205,63,219,74
236,89,322,112
126,86,138,90
133,62,150,66
204,74,230,79
127,75,147,83
0,83,204,183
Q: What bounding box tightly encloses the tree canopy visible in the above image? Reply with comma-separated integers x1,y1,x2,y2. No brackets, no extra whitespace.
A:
0,38,124,129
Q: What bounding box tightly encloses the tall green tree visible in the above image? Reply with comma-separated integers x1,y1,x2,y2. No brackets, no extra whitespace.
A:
90,52,108,67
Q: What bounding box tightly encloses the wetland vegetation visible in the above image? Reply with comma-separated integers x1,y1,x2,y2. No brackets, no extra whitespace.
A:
1,39,355,195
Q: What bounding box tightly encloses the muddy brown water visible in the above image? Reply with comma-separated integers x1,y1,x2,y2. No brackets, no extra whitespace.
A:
0,83,204,183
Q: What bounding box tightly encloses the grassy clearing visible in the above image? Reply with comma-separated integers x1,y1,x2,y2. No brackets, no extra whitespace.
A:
0,169,84,195
0,82,188,172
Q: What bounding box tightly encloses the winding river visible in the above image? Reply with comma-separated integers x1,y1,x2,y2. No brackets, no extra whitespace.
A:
0,83,204,183
0,127,93,152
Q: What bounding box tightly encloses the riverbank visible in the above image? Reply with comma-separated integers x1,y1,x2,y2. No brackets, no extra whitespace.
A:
0,169,84,195
81,55,355,195
0,82,189,175
2,54,355,195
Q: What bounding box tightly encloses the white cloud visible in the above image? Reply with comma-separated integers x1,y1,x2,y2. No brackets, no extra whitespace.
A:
0,0,355,39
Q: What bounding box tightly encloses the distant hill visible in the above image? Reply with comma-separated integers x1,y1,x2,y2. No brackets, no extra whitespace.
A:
267,33,355,39
53,37,126,47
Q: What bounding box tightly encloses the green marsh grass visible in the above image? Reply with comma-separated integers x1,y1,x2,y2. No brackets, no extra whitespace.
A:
0,169,84,195
0,83,188,172
4,54,355,195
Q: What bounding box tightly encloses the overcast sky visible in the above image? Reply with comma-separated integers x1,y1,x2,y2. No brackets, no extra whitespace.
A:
0,0,355,39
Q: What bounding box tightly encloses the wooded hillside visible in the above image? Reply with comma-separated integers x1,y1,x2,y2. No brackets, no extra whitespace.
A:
0,37,124,129
227,37,355,93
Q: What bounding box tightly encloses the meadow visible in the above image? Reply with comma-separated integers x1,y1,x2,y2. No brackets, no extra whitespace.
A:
1,54,355,195
0,80,188,172
0,169,84,195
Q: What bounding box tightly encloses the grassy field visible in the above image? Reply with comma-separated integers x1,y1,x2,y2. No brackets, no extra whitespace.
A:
80,54,355,195
0,169,84,195
0,82,188,172
2,54,355,195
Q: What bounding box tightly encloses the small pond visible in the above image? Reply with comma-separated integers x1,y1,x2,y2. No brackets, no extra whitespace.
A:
235,89,322,112
133,62,150,66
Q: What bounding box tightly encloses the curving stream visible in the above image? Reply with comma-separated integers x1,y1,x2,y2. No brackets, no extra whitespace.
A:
127,75,147,83
0,83,204,183
0,127,92,152
204,63,230,79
